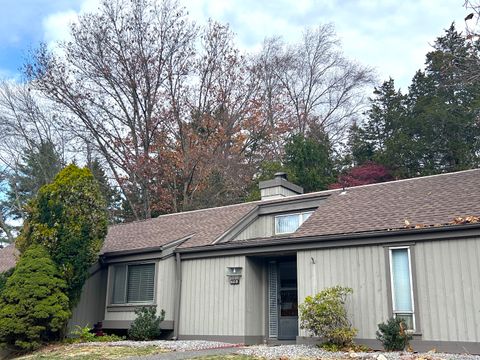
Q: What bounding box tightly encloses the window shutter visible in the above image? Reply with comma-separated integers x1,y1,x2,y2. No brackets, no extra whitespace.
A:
127,264,155,303
268,262,278,338
112,264,127,304
391,249,413,312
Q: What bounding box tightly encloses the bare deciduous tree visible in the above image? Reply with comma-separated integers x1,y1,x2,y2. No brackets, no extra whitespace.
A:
27,0,196,219
24,0,374,218
259,25,375,143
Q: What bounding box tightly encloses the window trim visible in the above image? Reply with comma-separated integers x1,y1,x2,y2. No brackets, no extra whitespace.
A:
108,261,157,306
274,211,313,235
388,246,416,331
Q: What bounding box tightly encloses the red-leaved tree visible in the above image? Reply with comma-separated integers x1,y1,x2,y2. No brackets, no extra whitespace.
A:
329,162,393,189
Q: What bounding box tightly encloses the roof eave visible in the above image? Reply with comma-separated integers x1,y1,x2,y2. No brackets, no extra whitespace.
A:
175,222,480,255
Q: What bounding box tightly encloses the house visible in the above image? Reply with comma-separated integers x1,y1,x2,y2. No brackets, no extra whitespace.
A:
1,169,480,353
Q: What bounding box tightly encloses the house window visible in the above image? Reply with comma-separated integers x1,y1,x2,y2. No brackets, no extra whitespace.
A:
111,263,155,304
275,211,313,234
389,247,415,330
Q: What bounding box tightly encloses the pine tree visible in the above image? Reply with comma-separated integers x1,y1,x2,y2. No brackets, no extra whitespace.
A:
0,245,70,351
350,24,480,178
87,158,123,223
7,140,63,219
284,128,336,192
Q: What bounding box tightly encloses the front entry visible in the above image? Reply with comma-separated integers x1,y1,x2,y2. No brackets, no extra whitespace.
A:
268,258,298,340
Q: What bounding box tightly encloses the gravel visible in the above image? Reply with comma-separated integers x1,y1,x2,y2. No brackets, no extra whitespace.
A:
73,341,480,360
73,340,240,352
238,345,480,360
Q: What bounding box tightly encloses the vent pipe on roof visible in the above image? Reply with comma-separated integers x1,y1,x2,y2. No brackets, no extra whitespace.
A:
258,172,303,200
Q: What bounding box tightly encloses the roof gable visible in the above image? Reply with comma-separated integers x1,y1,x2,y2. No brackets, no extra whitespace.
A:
102,202,257,253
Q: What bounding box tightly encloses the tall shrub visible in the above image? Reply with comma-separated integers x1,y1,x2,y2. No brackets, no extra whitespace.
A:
299,286,357,347
16,164,108,308
0,268,13,296
0,245,71,351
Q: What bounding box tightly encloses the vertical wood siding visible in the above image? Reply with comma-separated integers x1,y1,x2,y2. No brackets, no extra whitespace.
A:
69,266,107,329
245,257,265,336
261,187,298,199
298,237,480,342
297,246,389,339
179,256,246,336
415,237,480,342
233,216,274,241
157,256,176,321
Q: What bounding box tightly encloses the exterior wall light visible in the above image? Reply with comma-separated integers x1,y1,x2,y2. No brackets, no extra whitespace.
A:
226,266,242,285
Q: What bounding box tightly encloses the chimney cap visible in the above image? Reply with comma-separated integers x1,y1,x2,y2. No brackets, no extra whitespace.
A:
274,172,288,180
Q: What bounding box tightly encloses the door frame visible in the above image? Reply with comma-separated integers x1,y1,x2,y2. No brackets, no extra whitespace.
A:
266,256,298,341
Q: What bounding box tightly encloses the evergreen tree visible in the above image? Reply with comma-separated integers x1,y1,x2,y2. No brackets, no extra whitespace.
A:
16,164,108,308
87,158,123,223
284,128,336,192
0,245,70,351
350,24,480,178
346,122,375,166
406,24,480,173
7,140,63,219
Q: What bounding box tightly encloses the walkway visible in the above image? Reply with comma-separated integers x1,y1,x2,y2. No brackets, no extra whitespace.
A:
127,346,243,360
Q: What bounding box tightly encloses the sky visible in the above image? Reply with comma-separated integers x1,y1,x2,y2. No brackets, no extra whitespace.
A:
0,0,470,91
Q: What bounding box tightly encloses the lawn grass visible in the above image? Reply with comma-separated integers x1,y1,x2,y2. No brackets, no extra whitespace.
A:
12,344,170,360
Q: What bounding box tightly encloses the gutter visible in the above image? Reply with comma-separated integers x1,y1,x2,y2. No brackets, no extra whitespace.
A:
175,222,480,255
101,235,192,259
101,245,164,258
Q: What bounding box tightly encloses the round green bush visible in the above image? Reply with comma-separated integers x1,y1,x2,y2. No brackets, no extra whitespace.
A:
376,317,412,351
299,286,357,347
128,306,165,341
0,245,71,351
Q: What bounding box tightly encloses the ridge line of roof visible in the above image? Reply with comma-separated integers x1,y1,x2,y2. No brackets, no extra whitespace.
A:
277,167,480,200
109,201,258,228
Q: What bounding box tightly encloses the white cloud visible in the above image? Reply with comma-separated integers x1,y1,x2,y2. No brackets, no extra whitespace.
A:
42,10,78,45
38,0,470,90
42,0,101,48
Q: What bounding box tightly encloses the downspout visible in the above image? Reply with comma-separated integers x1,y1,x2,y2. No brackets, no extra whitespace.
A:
173,252,182,340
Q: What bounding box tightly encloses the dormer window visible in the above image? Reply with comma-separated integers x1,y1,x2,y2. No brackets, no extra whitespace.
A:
275,211,313,235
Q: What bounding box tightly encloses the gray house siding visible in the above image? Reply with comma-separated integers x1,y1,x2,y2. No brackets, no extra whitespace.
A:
261,186,299,199
179,256,246,338
234,216,274,241
245,257,265,340
415,237,480,342
157,256,176,323
297,237,480,345
297,245,389,339
178,255,265,344
69,265,107,330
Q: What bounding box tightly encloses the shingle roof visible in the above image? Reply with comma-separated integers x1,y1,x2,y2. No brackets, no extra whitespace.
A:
0,245,18,273
292,168,480,238
102,202,257,253
105,168,480,253
2,169,480,262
